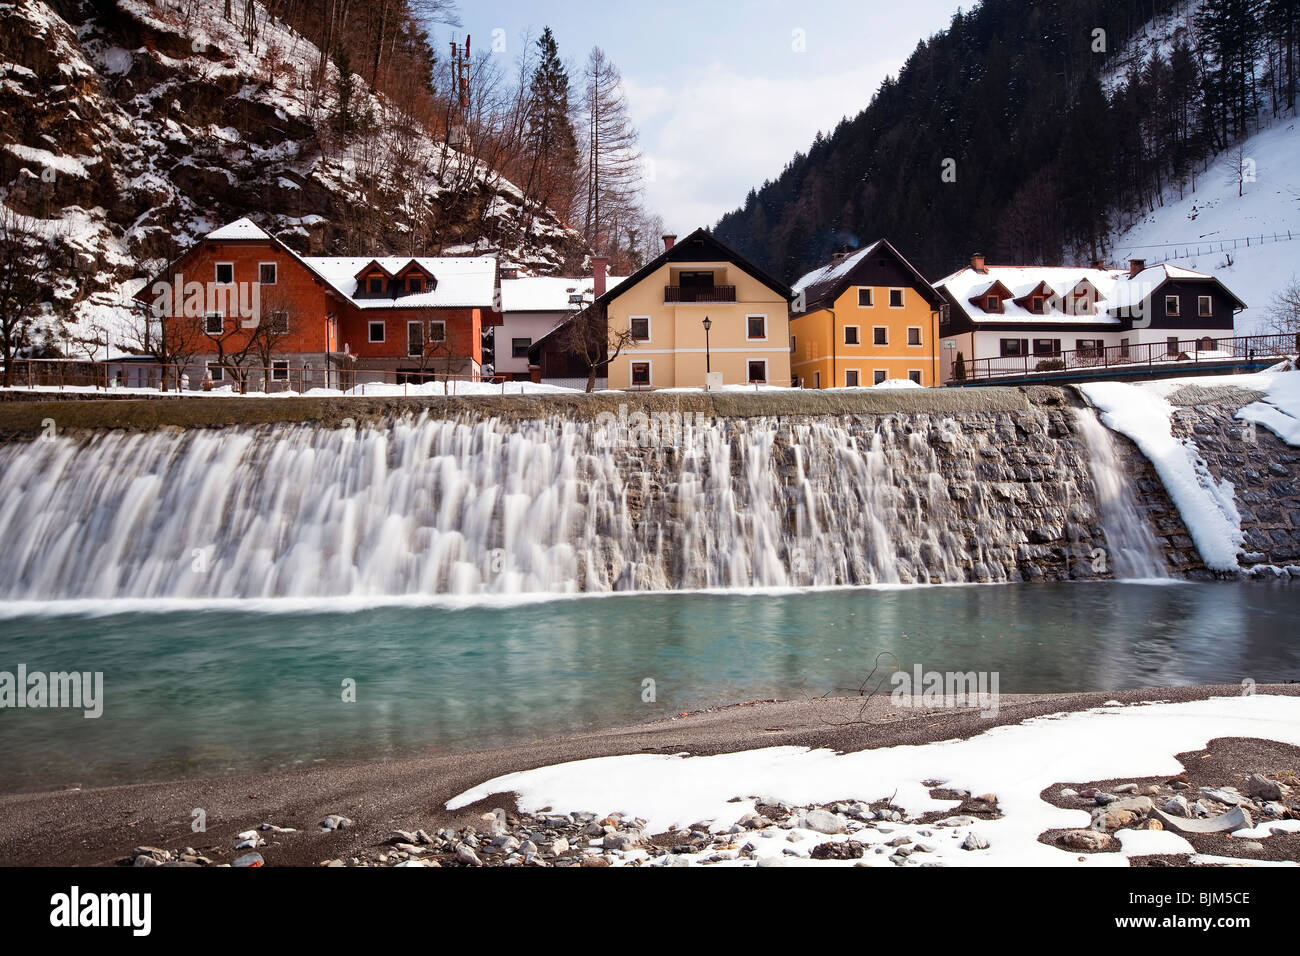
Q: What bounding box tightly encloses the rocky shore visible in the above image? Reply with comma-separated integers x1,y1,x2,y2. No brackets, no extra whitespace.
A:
5,685,1292,868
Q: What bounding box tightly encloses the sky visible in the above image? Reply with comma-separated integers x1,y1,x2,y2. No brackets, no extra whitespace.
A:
454,0,969,234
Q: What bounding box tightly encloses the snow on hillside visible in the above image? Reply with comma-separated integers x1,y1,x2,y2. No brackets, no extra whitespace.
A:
1111,120,1300,335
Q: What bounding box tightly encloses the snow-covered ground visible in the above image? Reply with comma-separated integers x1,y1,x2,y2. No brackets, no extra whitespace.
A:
1110,120,1300,335
449,694,1300,867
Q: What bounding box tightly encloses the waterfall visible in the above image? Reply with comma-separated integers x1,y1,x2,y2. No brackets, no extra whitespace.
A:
1072,408,1170,580
0,407,1114,600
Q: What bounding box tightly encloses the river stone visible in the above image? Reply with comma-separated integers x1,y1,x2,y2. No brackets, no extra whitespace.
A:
961,832,989,850
1062,829,1112,852
1245,774,1286,801
803,809,848,834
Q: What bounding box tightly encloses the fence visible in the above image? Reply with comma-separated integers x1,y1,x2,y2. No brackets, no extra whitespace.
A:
953,332,1297,383
1128,231,1297,267
0,360,514,396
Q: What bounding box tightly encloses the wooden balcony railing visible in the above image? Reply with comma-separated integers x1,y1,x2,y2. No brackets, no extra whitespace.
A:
664,285,736,303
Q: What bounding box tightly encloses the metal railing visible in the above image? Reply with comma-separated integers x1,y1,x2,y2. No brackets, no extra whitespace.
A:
664,285,737,303
951,332,1298,383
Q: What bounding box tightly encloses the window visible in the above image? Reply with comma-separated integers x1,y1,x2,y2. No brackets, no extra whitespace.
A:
266,310,289,334
429,321,446,342
206,362,224,382
888,288,904,308
844,326,860,345
630,361,651,387
790,335,797,353
511,337,532,358
407,321,425,356
1199,336,1216,351
813,371,821,388
747,360,767,383
858,288,873,307
368,321,385,343
1033,338,1061,356
746,315,767,340
1199,295,1213,317
907,327,922,346
215,263,233,284
408,276,423,294
1000,338,1026,357
1119,338,1130,357
986,296,1000,312
1030,296,1043,313
258,262,277,285
1167,336,1180,356
204,312,224,335
873,370,887,385
629,316,650,341
1165,294,1180,316
368,277,384,295
873,327,888,346
908,370,922,385
845,369,860,387
1076,339,1102,357
271,360,289,381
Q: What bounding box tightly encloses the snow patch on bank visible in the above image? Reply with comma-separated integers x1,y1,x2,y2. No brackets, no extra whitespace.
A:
1080,380,1243,570
449,694,1300,867
1233,368,1300,446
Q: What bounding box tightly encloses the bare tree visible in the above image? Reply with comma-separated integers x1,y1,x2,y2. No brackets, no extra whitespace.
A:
125,294,205,392
578,47,643,253
1265,275,1300,337
561,306,635,393
0,207,56,388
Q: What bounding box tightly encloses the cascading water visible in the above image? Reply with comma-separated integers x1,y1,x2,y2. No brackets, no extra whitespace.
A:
1072,407,1170,580
0,406,1116,600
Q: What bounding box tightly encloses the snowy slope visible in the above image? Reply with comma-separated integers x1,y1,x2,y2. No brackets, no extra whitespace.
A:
1109,120,1300,336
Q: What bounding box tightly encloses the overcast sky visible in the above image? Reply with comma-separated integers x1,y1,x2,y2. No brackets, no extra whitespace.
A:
458,0,968,233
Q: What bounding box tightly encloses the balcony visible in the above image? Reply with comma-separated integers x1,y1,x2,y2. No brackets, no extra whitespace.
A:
664,285,736,303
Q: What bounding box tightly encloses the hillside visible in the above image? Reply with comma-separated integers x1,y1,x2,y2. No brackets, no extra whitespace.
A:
0,0,589,351
713,0,1298,291
1110,120,1300,335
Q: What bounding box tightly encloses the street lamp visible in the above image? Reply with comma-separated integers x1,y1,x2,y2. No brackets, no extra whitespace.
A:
702,315,712,374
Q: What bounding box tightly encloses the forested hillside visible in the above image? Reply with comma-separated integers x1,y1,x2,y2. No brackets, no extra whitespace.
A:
714,0,1299,283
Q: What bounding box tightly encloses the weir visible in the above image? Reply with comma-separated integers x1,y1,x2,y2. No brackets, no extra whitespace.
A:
0,388,1179,599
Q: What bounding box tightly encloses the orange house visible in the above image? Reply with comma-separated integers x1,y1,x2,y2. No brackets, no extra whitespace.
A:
789,239,945,388
134,218,500,388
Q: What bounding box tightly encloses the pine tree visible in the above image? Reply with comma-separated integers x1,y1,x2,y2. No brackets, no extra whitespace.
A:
523,27,578,220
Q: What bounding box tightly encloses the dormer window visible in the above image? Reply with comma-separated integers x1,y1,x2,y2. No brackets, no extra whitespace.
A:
1030,296,1043,313
408,276,423,294
987,296,1000,312
368,277,384,295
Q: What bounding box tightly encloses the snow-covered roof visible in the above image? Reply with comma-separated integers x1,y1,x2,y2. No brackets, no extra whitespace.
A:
206,218,272,241
302,256,499,309
934,262,1230,324
499,275,626,313
792,241,883,295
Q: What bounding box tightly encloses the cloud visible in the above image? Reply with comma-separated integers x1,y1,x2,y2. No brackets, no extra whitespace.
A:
626,57,904,232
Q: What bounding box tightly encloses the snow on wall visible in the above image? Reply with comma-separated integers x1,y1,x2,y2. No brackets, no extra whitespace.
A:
1080,380,1244,571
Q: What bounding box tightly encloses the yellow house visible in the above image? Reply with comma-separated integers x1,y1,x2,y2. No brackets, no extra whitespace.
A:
789,239,945,387
599,229,793,389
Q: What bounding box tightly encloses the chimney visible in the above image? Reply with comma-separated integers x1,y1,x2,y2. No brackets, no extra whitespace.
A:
1129,258,1146,278
970,253,987,274
592,256,609,298
662,234,676,251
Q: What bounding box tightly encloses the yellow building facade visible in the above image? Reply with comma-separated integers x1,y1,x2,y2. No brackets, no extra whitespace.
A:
789,240,945,388
601,230,793,389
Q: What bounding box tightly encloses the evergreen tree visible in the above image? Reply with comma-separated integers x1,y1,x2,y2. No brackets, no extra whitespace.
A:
523,27,578,219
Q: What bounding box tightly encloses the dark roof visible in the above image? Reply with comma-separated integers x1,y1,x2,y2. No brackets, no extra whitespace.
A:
596,227,793,306
793,238,944,314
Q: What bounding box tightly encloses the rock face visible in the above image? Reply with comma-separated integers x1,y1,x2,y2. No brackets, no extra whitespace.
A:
1162,392,1300,574
0,0,588,340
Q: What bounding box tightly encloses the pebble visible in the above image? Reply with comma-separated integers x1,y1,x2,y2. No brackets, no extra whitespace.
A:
319,815,353,831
